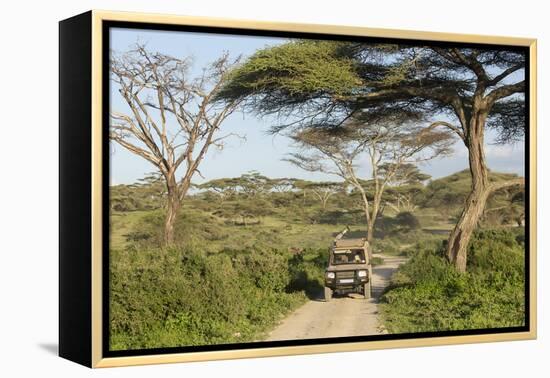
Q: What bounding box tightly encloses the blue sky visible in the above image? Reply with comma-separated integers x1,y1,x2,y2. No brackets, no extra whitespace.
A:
109,27,525,186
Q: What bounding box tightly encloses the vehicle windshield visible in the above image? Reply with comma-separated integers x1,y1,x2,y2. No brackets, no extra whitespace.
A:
331,249,366,265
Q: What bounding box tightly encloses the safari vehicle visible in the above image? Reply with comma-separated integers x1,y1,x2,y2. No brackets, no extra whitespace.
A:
324,229,372,301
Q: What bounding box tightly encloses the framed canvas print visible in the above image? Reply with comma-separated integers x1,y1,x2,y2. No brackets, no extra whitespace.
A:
59,10,537,368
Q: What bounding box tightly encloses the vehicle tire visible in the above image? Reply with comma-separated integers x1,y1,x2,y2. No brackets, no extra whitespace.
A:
363,282,372,299
324,287,333,302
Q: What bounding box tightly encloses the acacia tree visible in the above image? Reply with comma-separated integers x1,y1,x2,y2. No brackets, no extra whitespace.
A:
198,177,240,205
237,171,272,197
217,41,526,271
269,178,298,193
379,163,431,187
135,171,167,209
285,117,452,246
369,47,527,272
381,164,430,213
483,184,525,227
305,181,343,210
110,45,242,245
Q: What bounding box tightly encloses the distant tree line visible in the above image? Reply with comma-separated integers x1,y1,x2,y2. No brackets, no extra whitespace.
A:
112,168,524,231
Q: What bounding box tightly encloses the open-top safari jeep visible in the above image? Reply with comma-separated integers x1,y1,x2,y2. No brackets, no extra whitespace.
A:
324,229,372,301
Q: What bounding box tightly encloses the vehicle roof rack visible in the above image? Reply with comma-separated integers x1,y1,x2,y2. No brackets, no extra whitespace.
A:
333,238,367,248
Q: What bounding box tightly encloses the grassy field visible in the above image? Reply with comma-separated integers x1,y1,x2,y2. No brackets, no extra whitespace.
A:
113,211,365,252
110,211,151,249
109,206,452,350
109,207,432,350
108,169,525,349
109,207,341,350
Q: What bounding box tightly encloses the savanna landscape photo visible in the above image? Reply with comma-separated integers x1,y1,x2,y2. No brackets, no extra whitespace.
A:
107,26,528,352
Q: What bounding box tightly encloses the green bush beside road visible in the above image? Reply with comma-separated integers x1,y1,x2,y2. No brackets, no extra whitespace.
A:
380,229,525,333
110,244,326,350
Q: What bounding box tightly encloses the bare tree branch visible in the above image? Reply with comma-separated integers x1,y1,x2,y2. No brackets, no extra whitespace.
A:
485,80,525,106
109,44,242,244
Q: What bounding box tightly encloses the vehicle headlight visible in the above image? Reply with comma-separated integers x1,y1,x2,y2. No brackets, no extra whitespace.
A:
357,270,367,277
326,272,335,279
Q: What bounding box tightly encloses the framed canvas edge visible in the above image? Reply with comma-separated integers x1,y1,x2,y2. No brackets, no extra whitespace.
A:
88,9,537,368
94,332,536,368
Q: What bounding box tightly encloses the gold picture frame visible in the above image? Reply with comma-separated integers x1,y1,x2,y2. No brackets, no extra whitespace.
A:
59,9,537,368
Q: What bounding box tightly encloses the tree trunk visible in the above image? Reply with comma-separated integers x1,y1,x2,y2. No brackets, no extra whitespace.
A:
446,114,489,272
362,201,375,259
164,173,180,245
368,200,383,259
356,185,376,259
366,215,374,244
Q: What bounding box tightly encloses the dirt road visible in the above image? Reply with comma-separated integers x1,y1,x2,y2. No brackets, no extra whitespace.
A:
265,254,407,341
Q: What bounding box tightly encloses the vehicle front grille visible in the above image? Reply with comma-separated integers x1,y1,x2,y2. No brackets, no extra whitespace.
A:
335,271,354,279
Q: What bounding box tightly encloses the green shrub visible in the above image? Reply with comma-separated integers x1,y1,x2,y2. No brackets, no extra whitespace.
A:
318,209,364,225
286,248,327,296
394,212,421,231
125,208,229,247
371,256,384,266
371,231,444,256
374,213,424,240
380,229,525,333
371,238,400,255
110,244,325,350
